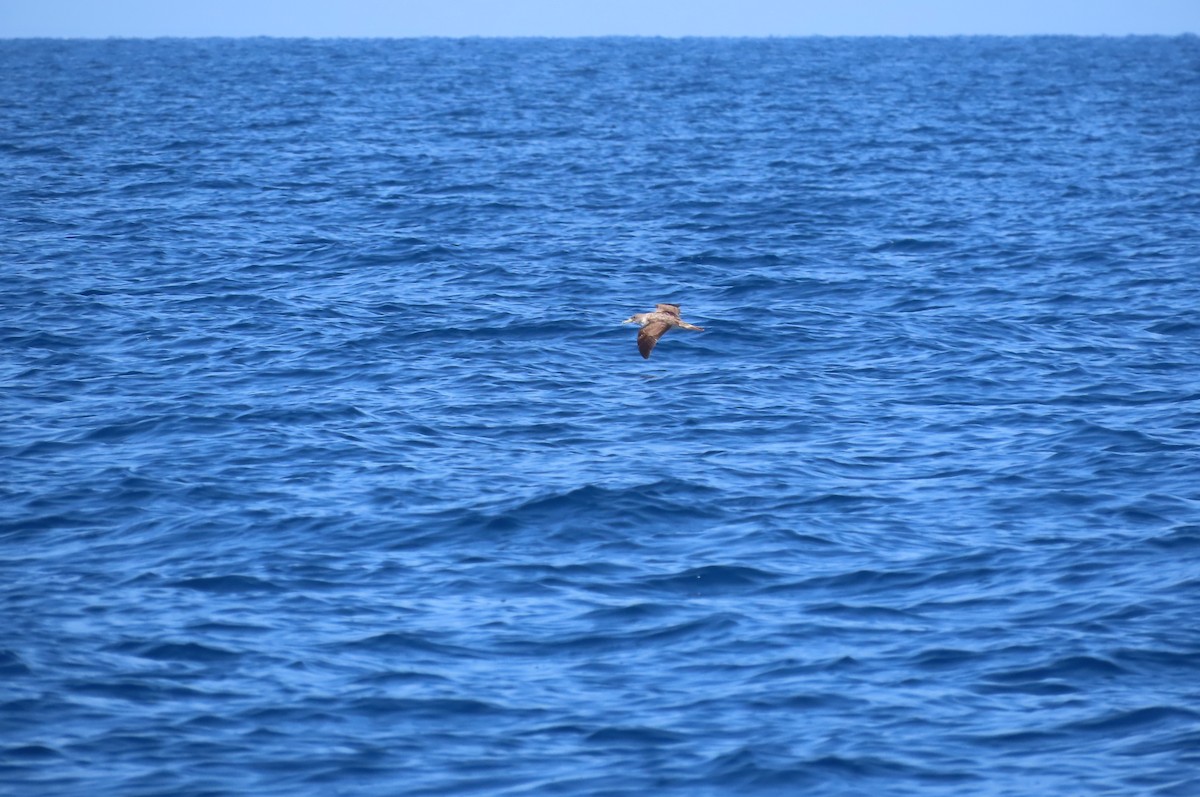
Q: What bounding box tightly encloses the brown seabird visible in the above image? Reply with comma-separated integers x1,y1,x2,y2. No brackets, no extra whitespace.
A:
622,303,705,359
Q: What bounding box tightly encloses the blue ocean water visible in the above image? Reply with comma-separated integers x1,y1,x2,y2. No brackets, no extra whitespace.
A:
2,35,1199,795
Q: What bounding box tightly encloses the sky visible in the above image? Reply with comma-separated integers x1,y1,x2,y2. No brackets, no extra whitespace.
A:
2,0,1198,38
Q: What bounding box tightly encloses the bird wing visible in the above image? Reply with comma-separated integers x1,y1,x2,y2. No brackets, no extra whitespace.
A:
637,320,671,359
655,303,681,317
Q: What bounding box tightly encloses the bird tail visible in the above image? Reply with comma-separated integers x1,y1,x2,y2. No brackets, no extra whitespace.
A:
678,322,704,331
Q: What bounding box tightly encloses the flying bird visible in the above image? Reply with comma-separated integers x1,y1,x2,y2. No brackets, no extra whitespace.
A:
622,303,705,359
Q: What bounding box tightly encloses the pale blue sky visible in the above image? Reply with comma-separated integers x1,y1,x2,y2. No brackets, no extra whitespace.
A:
2,0,1197,38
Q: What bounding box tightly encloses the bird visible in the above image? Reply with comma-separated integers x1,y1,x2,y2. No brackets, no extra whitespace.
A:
621,303,704,359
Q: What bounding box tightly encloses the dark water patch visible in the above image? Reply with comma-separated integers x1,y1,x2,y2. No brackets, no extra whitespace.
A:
869,237,956,253
584,725,689,746
577,601,680,625
129,642,243,664
351,669,453,687
170,575,284,593
1147,524,1200,550
1064,706,1200,735
909,647,986,671
68,678,230,703
343,695,513,721
985,654,1129,683
501,613,744,657
640,565,781,595
1112,646,1200,674
0,650,33,677
339,632,482,659
1,744,64,760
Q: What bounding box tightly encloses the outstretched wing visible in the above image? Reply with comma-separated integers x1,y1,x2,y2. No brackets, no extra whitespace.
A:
655,303,681,317
637,320,671,359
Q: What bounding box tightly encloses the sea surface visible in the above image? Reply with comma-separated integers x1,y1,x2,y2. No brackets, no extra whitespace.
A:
2,36,1199,796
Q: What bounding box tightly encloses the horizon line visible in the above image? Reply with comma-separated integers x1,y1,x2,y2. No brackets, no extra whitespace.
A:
3,32,1197,41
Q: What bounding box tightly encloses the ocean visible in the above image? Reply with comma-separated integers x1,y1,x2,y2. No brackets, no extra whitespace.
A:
2,36,1199,796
